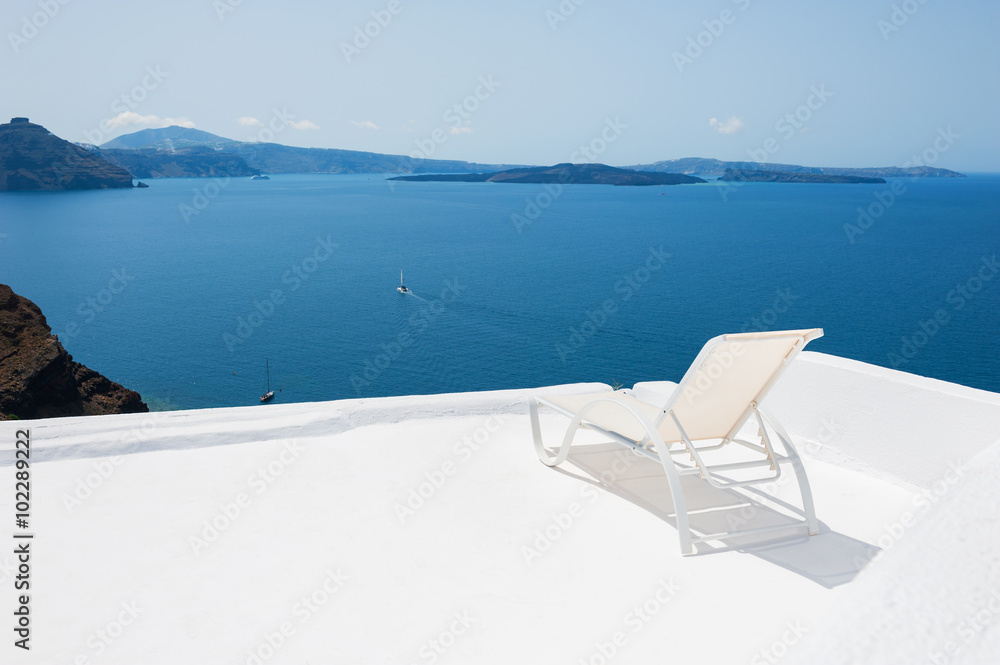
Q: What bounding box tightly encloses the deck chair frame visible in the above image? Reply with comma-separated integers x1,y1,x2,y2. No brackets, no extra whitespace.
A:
528,329,822,555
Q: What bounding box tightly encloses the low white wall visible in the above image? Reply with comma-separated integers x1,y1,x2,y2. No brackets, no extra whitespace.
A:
0,382,608,464
633,351,1000,490
6,349,999,492
763,352,1000,489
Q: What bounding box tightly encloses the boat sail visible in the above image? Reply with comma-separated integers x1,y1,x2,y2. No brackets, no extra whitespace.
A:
260,360,274,403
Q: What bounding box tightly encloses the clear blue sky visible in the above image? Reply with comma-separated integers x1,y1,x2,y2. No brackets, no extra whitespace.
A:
2,0,997,170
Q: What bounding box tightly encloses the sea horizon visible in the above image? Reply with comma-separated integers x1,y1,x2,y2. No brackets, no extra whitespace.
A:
2,172,998,411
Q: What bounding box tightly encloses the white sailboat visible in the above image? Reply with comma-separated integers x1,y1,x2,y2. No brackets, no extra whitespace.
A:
397,270,409,294
260,359,274,403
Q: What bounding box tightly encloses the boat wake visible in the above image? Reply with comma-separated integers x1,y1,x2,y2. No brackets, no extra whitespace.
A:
404,291,428,302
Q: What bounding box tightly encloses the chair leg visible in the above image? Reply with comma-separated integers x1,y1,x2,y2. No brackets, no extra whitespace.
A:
529,397,573,467
759,408,819,535
651,437,695,555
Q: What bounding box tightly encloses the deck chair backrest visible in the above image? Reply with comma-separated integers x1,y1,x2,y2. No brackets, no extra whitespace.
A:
656,329,823,443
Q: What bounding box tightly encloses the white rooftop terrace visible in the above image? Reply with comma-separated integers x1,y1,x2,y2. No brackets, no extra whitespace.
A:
1,351,999,664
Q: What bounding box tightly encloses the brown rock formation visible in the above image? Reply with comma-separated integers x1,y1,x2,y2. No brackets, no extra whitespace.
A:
0,117,134,191
0,284,148,420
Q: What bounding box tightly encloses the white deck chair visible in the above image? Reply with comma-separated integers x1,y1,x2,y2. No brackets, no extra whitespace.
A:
528,329,823,555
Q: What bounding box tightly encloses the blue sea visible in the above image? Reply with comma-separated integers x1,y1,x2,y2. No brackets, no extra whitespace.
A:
1,174,998,410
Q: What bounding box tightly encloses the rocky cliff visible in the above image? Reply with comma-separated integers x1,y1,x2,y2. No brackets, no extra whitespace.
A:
0,117,134,191
0,284,148,420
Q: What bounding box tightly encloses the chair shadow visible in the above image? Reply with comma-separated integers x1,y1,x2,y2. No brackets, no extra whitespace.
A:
555,443,877,589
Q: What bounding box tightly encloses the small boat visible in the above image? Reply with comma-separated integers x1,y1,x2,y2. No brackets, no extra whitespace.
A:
397,270,409,294
260,360,274,403
251,174,270,180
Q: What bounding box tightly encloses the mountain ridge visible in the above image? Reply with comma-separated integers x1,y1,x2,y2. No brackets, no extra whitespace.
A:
719,168,886,184
100,126,239,150
627,157,964,178
94,126,968,180
98,126,523,177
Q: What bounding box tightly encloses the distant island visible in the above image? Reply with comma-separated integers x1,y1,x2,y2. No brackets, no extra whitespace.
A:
90,126,968,181
92,125,522,179
719,168,886,184
389,163,706,186
0,117,134,191
627,157,964,179
1,120,970,186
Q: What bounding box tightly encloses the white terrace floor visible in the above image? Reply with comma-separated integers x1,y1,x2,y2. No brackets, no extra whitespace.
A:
1,352,998,664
